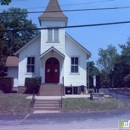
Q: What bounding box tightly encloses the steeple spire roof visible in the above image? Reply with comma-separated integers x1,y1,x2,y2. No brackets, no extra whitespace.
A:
39,0,68,19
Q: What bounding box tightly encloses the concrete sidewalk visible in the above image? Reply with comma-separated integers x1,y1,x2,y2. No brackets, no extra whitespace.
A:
26,95,90,100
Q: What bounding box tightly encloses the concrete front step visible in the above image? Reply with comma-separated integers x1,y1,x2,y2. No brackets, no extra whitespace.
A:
34,104,60,107
34,99,61,112
39,84,63,96
33,110,60,114
35,99,61,103
34,107,61,111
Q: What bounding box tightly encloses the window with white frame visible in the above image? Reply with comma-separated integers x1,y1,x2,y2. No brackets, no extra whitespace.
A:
71,57,79,73
27,57,35,73
47,29,59,42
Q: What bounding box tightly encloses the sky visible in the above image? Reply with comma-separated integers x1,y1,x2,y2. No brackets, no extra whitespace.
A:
1,0,130,64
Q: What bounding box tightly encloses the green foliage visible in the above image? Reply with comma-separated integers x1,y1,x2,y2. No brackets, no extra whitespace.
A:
97,44,118,87
112,39,130,88
0,0,11,5
25,78,41,94
124,74,130,87
112,56,126,88
87,61,100,88
0,77,13,93
0,7,39,76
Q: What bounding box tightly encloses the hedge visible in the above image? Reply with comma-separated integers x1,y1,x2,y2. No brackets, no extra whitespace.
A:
25,77,41,94
0,77,13,93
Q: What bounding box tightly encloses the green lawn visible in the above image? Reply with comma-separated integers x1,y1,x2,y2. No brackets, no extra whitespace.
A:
0,92,31,114
0,92,128,114
62,98,129,112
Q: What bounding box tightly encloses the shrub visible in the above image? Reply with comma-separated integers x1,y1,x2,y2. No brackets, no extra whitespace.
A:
88,90,93,93
0,77,13,93
25,77,41,94
124,74,130,88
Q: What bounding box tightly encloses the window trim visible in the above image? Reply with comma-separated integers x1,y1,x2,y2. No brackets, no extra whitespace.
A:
70,57,79,74
26,56,35,74
46,29,59,43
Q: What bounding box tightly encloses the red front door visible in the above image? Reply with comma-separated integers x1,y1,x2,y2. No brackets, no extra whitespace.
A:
45,57,59,83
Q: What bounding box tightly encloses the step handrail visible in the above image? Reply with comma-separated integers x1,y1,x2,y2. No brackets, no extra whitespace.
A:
30,90,36,109
61,77,64,108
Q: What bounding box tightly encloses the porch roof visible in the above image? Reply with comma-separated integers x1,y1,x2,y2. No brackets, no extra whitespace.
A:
6,56,18,67
40,46,65,59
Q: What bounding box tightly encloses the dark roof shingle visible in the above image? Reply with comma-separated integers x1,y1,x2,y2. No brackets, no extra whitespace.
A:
39,0,68,19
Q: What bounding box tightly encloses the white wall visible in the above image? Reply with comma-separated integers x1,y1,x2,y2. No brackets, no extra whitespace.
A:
18,36,40,86
64,36,87,87
40,20,65,55
7,67,18,87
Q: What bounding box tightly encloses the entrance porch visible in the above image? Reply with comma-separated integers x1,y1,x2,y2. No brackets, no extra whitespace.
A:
40,46,65,84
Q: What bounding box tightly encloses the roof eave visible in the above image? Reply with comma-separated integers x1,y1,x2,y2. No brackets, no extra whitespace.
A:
40,46,65,59
14,34,40,55
65,33,91,58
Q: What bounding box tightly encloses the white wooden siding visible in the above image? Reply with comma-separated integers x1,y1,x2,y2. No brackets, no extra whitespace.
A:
18,37,40,86
64,36,87,86
40,20,65,55
7,67,18,87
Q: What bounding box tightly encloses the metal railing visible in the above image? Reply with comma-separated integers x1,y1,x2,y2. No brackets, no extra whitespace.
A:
30,90,36,109
61,77,64,108
109,88,130,99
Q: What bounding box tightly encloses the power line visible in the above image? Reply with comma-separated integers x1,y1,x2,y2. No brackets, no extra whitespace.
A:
1,20,130,32
0,0,114,11
25,0,114,10
0,6,130,15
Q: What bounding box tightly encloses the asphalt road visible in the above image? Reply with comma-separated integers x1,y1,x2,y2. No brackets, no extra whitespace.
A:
0,107,129,129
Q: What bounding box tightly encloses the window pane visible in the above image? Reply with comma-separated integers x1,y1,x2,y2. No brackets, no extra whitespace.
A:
27,57,31,64
75,58,78,65
31,57,35,64
54,29,59,42
48,29,52,42
71,58,74,65
71,66,75,73
27,57,35,73
54,59,59,65
27,66,31,72
46,59,51,65
75,66,78,73
32,66,34,73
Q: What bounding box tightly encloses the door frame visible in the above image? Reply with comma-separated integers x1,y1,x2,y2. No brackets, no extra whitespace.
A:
45,57,60,83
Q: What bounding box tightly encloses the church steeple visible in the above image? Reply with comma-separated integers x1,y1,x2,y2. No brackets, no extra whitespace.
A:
39,0,68,25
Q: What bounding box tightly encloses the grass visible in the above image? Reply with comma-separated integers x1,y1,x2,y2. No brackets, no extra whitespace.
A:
0,92,31,114
0,91,128,114
62,98,129,112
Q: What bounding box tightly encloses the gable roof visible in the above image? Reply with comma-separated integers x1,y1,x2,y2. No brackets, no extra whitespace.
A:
40,46,65,58
39,0,68,20
14,34,40,55
65,33,91,58
6,56,18,67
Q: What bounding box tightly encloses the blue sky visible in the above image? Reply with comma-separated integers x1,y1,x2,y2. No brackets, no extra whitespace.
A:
1,0,130,63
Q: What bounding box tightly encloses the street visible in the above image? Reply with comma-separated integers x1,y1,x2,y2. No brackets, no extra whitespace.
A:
0,108,130,130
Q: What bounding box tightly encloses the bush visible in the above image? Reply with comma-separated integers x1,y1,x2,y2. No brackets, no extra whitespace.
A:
25,77,41,94
124,74,130,88
88,90,93,93
0,77,13,93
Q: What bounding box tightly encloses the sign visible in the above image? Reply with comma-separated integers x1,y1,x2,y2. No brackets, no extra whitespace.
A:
119,120,130,129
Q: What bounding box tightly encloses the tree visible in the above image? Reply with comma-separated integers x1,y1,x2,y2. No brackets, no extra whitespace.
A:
112,39,130,88
87,61,100,88
0,7,39,76
97,44,118,87
0,0,11,5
